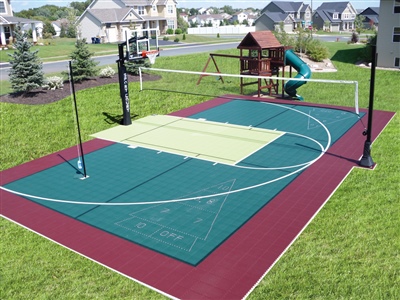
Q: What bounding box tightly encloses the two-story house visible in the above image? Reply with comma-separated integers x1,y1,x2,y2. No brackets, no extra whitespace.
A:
376,0,400,68
76,0,177,43
359,7,379,30
231,11,248,25
0,0,41,47
255,1,312,33
313,2,357,32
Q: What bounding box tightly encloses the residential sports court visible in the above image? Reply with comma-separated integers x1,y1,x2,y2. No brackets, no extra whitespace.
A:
1,87,394,298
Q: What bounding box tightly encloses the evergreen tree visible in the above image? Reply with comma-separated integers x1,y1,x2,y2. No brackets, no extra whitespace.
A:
59,24,66,38
43,20,56,37
8,25,44,94
65,38,98,82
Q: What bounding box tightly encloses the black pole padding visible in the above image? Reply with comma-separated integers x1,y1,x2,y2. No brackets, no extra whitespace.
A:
69,61,88,177
117,43,132,126
359,44,377,168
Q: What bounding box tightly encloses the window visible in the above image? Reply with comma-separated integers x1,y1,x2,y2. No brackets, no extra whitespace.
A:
167,19,174,30
395,0,400,13
393,27,400,42
152,5,157,12
0,2,5,13
333,13,338,19
168,5,173,14
137,6,144,15
395,57,400,67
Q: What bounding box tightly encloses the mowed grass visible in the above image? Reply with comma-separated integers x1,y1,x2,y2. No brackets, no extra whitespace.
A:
1,42,399,299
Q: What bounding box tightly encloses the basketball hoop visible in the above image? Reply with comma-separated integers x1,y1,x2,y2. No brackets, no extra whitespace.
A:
142,50,159,64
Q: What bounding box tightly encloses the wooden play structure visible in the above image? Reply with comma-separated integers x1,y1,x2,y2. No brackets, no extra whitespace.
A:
198,31,291,97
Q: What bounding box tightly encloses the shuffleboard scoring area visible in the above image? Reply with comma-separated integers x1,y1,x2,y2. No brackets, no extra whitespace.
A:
92,115,285,165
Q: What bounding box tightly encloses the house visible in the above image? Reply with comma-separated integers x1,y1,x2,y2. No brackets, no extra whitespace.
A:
52,19,70,37
358,7,379,30
76,0,178,43
255,12,295,32
0,0,41,46
376,0,400,68
313,2,357,32
190,14,229,27
255,1,312,33
179,12,189,24
231,11,248,25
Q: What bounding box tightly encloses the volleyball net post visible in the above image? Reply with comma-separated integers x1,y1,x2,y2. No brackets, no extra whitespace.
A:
359,45,377,168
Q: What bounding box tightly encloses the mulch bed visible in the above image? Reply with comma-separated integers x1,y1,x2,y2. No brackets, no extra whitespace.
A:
0,74,159,105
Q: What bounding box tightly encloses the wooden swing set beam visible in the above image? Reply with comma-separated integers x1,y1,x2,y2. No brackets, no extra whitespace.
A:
196,53,242,85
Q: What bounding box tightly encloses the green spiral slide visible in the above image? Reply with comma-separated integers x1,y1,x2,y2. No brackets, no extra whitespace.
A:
284,49,312,101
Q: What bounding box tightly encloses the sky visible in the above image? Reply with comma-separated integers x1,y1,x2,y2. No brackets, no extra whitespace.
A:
11,0,381,12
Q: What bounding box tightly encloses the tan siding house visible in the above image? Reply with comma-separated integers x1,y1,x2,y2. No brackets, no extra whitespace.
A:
0,0,41,46
76,0,177,43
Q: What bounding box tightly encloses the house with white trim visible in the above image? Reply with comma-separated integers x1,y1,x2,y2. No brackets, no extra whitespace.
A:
76,0,178,43
0,0,41,47
359,7,379,30
255,1,312,33
313,2,357,32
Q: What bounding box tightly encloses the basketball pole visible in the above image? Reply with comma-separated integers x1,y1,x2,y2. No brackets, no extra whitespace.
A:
359,44,377,168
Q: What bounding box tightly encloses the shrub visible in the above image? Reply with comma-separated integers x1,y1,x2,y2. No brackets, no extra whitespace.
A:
42,76,64,90
166,28,174,35
307,39,330,62
182,33,186,40
175,28,182,34
163,36,169,41
274,23,296,47
99,66,116,78
174,38,180,43
351,32,359,44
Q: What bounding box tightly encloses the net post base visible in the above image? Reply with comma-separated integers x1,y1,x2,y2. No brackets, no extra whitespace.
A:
359,141,375,168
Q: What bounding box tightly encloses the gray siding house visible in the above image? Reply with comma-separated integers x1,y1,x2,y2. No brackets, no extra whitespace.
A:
313,2,357,32
255,1,312,33
376,0,400,68
359,7,379,30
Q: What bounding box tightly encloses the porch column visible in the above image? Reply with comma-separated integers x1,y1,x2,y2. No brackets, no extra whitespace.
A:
0,26,6,45
156,20,160,35
31,23,37,43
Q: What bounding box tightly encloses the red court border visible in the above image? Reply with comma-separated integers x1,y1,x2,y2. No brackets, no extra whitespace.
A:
0,96,395,299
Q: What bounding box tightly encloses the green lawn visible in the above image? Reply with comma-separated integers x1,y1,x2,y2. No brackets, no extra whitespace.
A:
0,42,399,299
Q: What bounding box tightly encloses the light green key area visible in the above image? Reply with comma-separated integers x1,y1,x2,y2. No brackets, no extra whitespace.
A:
93,115,284,165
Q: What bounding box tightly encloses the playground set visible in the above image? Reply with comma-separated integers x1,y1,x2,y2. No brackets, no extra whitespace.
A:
198,31,312,100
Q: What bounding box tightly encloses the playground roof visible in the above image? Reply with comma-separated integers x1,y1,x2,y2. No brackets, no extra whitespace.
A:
237,30,282,50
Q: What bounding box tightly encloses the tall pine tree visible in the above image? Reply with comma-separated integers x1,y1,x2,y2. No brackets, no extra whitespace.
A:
8,25,44,94
66,38,98,82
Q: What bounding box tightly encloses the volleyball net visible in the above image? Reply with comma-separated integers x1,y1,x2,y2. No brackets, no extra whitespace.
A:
138,67,360,115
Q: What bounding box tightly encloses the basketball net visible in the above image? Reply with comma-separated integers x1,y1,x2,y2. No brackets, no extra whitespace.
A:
142,50,159,64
